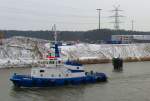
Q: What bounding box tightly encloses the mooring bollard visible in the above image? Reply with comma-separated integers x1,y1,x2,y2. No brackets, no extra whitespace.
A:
112,57,123,71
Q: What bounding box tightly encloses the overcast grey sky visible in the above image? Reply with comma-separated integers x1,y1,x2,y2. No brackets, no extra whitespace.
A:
0,0,149,31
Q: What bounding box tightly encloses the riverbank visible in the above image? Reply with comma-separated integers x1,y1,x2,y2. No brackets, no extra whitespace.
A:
61,43,150,64
75,56,150,64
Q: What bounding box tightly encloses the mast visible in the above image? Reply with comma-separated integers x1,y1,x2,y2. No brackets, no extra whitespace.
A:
52,24,60,58
52,24,60,67
53,24,57,44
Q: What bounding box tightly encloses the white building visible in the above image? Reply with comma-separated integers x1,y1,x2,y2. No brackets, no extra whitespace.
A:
111,35,133,43
112,35,150,43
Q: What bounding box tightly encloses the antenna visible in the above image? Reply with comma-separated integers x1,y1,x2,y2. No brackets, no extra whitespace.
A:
110,5,124,30
53,24,57,44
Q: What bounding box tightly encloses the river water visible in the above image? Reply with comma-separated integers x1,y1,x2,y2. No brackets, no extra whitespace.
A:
1,62,150,101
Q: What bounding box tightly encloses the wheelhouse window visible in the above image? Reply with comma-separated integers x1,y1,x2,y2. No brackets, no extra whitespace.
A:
51,61,54,64
58,61,61,64
40,70,45,73
48,61,54,64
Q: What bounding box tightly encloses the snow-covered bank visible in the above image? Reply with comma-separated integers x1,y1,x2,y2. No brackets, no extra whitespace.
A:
0,36,48,68
61,43,150,63
1,36,150,68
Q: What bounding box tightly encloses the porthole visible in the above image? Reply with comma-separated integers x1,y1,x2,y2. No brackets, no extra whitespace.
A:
40,74,43,77
51,74,54,77
58,61,61,64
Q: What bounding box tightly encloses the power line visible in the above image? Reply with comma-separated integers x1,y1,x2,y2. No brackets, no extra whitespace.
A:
110,5,124,30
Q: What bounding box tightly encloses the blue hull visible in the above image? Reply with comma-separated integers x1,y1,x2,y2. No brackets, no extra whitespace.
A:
10,73,107,87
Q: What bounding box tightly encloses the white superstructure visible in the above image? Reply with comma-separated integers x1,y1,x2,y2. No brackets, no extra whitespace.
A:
31,63,86,79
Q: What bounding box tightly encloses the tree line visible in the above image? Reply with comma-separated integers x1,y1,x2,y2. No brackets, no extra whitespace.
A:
1,29,150,43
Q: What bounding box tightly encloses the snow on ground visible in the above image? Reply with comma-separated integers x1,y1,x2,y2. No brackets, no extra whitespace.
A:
0,36,48,68
61,43,150,60
1,36,150,68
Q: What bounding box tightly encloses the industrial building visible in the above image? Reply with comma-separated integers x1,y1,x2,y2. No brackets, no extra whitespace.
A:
111,35,150,43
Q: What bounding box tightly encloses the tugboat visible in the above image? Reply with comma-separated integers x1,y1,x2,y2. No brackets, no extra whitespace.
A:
10,25,107,88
